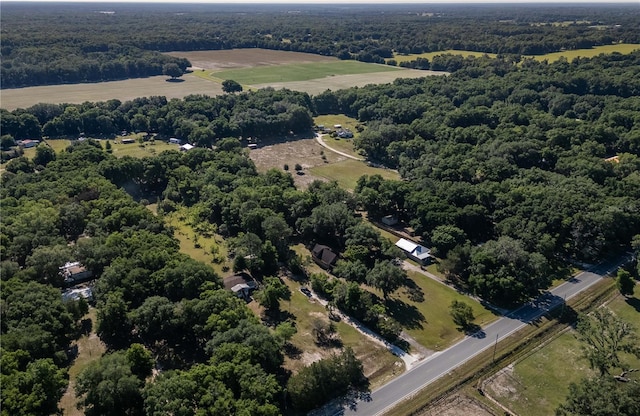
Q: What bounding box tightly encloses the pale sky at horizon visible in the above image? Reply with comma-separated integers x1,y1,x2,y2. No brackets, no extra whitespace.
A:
3,0,639,3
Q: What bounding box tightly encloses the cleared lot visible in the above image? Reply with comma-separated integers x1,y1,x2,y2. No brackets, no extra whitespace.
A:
1,75,223,111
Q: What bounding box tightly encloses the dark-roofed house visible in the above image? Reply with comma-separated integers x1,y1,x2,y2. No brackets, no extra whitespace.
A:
60,261,92,286
223,272,258,300
311,244,338,270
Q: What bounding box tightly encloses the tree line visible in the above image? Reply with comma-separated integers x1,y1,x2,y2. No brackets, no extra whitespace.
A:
2,2,639,88
1,88,314,149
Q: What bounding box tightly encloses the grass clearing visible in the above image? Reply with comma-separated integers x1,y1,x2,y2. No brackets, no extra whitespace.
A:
494,332,591,415
314,114,363,158
101,136,180,158
310,159,399,191
284,244,402,387
322,136,360,158
59,308,106,416
157,207,231,277
387,270,496,350
391,49,498,63
486,292,640,416
45,139,73,153
528,43,640,62
281,277,402,388
390,44,640,65
214,61,401,85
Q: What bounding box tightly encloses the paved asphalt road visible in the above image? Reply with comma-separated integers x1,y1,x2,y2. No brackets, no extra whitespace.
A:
340,256,629,416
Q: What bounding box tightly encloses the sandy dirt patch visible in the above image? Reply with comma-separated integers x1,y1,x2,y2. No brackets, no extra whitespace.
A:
254,69,446,95
166,48,338,70
1,74,224,111
417,394,497,416
248,135,347,189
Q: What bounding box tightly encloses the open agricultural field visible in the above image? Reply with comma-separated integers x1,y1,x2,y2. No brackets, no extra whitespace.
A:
1,75,224,111
166,48,338,70
1,49,444,110
485,293,640,416
214,61,401,84
390,43,640,65
253,69,440,95
528,43,640,62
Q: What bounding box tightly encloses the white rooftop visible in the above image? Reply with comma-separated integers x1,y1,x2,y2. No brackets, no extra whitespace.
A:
395,238,431,260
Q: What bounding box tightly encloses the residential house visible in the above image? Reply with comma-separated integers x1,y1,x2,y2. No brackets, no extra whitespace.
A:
60,261,93,285
223,272,258,300
395,238,431,265
311,244,338,269
19,139,40,148
381,215,399,226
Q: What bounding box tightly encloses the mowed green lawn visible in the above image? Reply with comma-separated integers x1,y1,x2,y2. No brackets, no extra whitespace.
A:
105,140,179,158
310,159,399,191
385,270,497,350
214,61,401,85
490,293,640,416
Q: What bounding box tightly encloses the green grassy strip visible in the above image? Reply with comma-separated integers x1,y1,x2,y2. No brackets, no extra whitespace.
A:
213,61,401,84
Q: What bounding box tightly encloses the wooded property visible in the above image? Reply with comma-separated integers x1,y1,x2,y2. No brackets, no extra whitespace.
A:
1,3,639,416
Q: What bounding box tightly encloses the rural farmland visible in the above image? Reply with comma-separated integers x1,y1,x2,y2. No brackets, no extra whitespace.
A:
1,49,444,110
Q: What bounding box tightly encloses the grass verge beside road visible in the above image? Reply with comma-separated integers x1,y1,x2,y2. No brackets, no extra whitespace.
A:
387,270,497,350
387,278,617,416
485,291,640,416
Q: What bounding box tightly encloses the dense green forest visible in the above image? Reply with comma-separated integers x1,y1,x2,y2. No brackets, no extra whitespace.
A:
2,3,639,87
2,8,640,413
1,138,374,414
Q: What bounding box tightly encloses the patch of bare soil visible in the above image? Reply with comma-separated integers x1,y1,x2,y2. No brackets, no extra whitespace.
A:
166,48,337,70
417,394,497,416
484,364,520,402
247,135,348,189
255,69,446,96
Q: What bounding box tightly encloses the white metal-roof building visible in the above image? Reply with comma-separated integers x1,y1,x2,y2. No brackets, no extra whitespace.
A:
395,238,431,265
